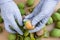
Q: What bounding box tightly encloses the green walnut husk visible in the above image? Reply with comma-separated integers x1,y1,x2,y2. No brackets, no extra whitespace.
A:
43,31,49,38
20,9,26,15
36,38,41,40
30,33,34,38
24,30,29,37
50,29,60,37
0,16,3,23
19,35,23,40
28,8,34,12
46,17,53,25
8,34,16,40
56,21,60,29
30,37,35,40
57,8,60,13
0,27,3,33
27,0,34,6
17,35,20,40
30,33,35,40
40,27,49,38
24,37,31,40
18,3,25,9
52,12,60,21
17,35,23,40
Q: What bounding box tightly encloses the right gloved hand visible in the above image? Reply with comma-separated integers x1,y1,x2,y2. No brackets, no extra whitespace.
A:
24,0,59,33
0,0,23,35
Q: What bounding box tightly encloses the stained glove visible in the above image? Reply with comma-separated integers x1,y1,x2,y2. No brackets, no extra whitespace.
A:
24,0,59,33
0,0,23,35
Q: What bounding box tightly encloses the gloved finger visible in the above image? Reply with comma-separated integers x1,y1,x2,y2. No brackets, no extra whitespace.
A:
24,13,34,19
29,16,49,33
14,6,23,26
9,15,23,35
23,18,30,22
24,0,44,22
24,0,44,19
31,0,58,26
4,21,16,33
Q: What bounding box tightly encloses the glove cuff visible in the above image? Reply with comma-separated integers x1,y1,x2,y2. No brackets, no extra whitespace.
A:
0,0,12,4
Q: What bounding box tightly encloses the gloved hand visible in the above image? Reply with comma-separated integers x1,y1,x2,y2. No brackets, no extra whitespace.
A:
24,0,59,33
0,0,23,35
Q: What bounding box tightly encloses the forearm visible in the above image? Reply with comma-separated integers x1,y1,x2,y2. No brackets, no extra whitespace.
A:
0,0,12,4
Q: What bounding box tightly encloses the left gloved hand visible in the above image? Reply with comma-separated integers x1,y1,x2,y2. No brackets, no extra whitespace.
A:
0,0,23,35
24,0,58,33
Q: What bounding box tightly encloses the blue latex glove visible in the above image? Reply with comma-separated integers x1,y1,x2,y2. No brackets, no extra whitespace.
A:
24,0,59,33
0,0,23,35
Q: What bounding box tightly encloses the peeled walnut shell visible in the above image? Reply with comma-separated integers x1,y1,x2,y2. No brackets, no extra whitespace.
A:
25,20,35,30
36,29,44,36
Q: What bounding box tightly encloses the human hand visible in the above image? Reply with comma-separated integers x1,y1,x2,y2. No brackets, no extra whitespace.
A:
24,0,58,33
0,0,23,35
